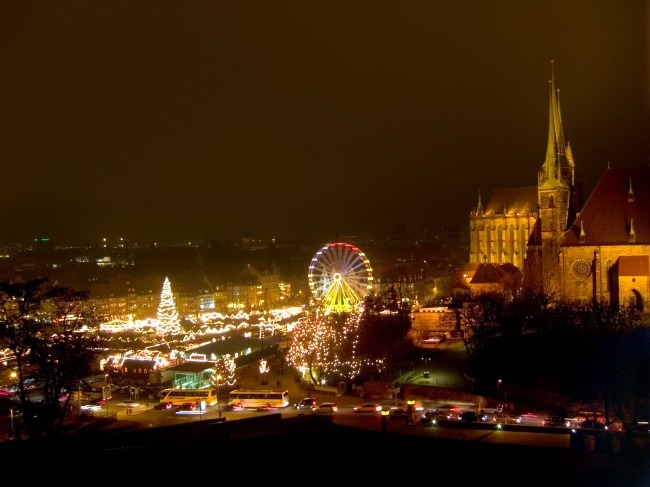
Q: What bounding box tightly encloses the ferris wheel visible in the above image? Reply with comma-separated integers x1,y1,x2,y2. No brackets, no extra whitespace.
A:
308,242,373,313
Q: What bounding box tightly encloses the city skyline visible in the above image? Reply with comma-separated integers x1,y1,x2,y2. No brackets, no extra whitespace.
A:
1,2,648,246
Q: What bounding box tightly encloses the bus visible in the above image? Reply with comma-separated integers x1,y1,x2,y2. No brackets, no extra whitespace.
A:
159,388,218,407
229,389,290,409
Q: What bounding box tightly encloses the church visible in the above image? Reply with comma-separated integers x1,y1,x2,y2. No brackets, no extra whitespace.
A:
463,63,649,312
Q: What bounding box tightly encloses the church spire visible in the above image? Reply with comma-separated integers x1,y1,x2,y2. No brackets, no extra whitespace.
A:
539,60,573,190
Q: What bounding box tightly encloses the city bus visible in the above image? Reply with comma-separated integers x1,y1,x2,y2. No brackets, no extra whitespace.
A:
229,389,290,409
159,388,218,407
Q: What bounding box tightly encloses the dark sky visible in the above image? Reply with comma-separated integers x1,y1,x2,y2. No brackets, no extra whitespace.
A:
1,1,648,246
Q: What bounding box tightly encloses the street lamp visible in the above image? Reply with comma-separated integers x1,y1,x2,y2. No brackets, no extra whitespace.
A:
216,375,222,418
497,379,502,410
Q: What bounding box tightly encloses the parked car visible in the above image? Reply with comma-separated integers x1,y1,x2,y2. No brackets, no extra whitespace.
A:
315,402,338,414
353,403,382,413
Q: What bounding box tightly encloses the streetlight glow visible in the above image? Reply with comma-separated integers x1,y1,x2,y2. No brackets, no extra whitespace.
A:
497,379,502,410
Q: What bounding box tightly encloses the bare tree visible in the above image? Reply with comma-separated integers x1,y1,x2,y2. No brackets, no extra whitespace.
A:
0,279,106,438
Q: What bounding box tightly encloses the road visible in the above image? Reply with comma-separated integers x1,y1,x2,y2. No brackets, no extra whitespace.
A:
3,339,553,440
103,399,568,449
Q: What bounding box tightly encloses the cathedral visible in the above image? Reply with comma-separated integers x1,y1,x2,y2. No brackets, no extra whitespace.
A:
464,63,650,312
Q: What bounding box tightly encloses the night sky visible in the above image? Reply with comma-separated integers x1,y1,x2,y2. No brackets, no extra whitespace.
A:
1,1,648,246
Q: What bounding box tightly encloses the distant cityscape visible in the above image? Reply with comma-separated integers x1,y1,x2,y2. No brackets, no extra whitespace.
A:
0,223,468,323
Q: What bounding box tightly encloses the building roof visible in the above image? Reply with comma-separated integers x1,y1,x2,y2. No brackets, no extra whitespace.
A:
469,263,523,289
562,165,650,246
455,262,479,276
470,264,501,284
122,358,157,368
480,186,538,218
166,360,214,373
618,255,650,276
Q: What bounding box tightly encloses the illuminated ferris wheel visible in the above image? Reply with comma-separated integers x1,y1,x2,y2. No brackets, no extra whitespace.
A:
308,242,373,313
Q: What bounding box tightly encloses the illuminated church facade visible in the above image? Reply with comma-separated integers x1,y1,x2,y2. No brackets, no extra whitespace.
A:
466,64,650,312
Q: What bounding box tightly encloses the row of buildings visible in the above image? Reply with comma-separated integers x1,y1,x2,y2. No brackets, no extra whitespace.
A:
0,232,463,322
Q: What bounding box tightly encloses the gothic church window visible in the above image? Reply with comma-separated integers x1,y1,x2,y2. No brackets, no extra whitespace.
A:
571,259,592,279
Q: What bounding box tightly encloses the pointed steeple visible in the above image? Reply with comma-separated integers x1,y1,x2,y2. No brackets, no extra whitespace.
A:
539,60,573,190
477,189,483,216
628,178,634,202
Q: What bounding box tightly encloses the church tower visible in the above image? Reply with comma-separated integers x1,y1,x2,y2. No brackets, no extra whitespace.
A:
525,61,581,294
468,62,582,296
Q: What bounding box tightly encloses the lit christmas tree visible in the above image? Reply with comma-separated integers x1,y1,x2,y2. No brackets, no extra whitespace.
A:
156,277,181,336
211,354,237,387
286,308,361,385
210,354,236,417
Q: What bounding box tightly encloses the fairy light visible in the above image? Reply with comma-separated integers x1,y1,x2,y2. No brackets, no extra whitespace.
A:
156,277,181,336
286,308,363,383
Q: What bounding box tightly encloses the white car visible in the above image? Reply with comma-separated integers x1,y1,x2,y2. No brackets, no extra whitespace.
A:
80,403,102,412
315,402,338,414
354,403,382,413
422,335,443,344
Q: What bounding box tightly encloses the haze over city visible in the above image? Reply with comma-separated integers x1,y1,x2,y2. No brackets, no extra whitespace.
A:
1,1,648,246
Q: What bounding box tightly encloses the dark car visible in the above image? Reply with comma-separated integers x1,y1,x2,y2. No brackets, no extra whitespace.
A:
579,418,606,430
153,401,173,410
420,409,445,425
295,397,317,410
543,415,568,428
388,407,409,421
256,403,278,412
175,402,198,412
626,421,649,437
460,411,488,422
